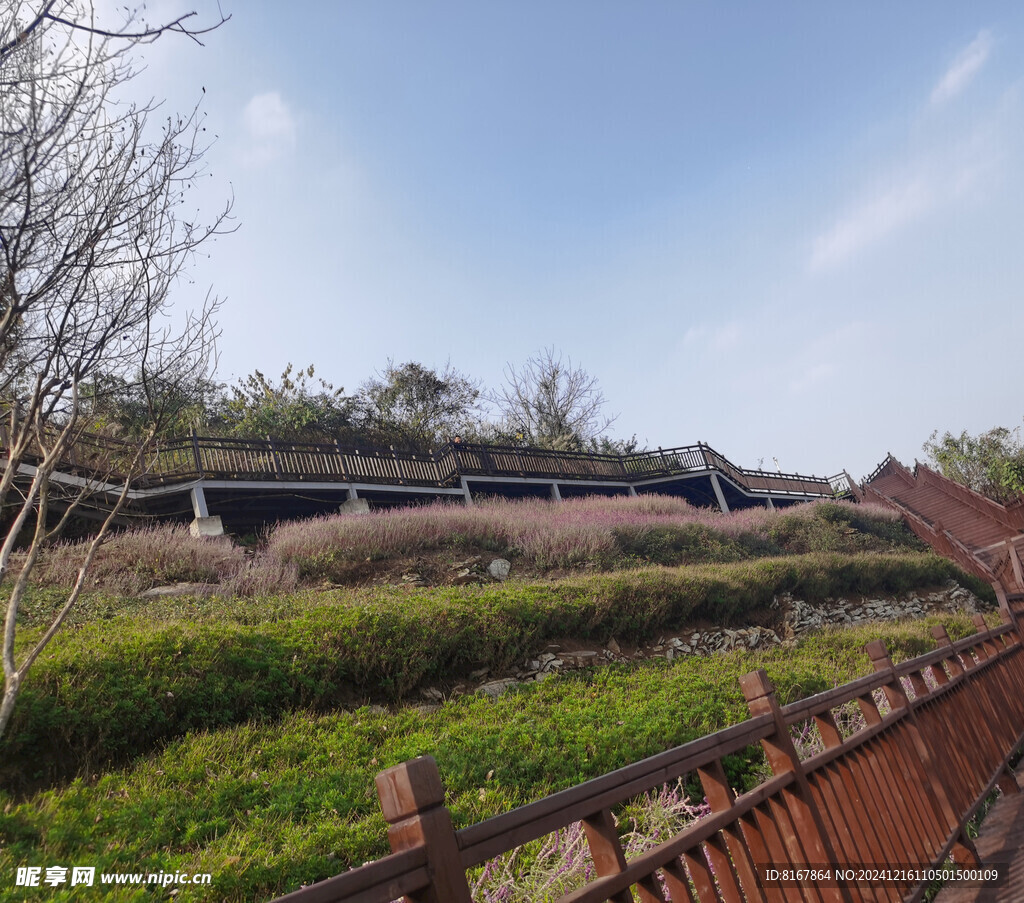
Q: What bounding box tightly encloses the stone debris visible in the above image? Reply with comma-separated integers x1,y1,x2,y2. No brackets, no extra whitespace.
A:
139,582,216,599
448,580,987,702
475,678,520,699
452,568,484,586
487,558,512,581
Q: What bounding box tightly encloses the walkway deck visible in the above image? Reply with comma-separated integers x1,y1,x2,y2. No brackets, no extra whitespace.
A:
934,772,1024,903
7,433,855,531
861,456,1024,610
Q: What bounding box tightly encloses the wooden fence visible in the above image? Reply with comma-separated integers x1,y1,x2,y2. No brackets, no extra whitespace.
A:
275,614,1024,903
21,430,851,500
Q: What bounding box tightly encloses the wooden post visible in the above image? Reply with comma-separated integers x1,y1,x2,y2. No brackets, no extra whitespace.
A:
190,429,204,478
580,808,637,903
740,669,852,903
266,436,284,479
864,641,981,867
375,757,473,903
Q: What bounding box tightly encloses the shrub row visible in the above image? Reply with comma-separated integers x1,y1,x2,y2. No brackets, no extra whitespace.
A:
0,551,971,790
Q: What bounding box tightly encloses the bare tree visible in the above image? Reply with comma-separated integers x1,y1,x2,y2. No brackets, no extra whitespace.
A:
490,347,617,451
0,1,231,739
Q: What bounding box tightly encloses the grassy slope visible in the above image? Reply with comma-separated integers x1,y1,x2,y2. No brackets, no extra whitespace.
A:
0,499,999,900
0,616,987,902
2,551,969,790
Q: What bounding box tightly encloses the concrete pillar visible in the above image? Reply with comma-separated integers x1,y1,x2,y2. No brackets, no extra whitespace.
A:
340,497,370,515
628,485,637,497
550,483,562,502
190,485,210,519
765,497,775,510
188,484,224,536
460,476,473,507
189,516,224,537
346,486,358,501
709,473,730,513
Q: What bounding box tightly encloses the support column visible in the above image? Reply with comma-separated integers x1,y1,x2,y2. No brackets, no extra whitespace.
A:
460,476,473,507
627,485,637,497
190,485,210,519
765,497,775,510
709,473,730,513
340,486,370,515
188,484,223,537
550,483,562,502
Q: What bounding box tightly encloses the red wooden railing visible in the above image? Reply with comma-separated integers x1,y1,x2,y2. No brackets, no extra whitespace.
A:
862,456,1024,610
273,614,1024,903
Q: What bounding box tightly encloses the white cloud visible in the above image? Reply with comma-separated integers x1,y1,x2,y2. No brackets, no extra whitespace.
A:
787,322,867,395
808,112,1006,274
682,321,741,352
809,176,934,272
931,30,993,106
242,92,297,166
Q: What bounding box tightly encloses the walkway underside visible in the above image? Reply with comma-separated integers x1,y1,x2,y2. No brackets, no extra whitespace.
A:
7,436,854,533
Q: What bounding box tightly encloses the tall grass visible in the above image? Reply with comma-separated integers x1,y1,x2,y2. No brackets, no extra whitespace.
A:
15,524,247,594
268,496,912,578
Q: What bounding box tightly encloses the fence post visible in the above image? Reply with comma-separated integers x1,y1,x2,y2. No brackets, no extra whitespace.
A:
864,640,982,865
190,429,204,478
740,669,851,903
375,756,473,903
266,436,284,479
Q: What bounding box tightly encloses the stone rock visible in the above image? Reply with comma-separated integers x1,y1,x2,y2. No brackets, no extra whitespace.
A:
140,582,217,599
452,569,483,585
476,678,520,699
487,558,512,581
607,637,621,655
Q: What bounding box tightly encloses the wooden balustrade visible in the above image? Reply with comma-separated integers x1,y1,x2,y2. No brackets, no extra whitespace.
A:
26,431,852,500
274,616,1024,903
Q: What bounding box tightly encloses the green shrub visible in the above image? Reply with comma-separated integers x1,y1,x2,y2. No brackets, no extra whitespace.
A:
0,551,968,791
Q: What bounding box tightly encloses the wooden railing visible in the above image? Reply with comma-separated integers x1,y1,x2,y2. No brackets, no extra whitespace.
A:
24,431,852,500
862,456,1024,605
275,615,1024,903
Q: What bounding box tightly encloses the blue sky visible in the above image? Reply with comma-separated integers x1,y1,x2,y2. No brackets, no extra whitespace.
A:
117,1,1024,480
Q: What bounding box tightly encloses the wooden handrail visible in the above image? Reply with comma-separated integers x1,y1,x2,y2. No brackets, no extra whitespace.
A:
33,430,846,500
274,616,1024,903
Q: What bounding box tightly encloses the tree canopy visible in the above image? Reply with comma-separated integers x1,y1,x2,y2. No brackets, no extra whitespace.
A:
923,422,1024,505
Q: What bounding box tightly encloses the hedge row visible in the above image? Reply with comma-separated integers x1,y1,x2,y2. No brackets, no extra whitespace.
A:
1,551,976,790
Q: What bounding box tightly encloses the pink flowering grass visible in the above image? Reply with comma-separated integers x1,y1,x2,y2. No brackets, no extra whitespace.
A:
267,495,911,580
469,780,712,903
17,523,246,594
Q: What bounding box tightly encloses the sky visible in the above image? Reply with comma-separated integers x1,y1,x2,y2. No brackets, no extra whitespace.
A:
104,1,1024,481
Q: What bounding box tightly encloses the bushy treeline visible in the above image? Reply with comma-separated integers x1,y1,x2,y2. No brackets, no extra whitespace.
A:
80,350,639,455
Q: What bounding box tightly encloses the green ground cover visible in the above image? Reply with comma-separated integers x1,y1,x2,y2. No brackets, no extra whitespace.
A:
0,616,983,903
2,551,974,790
0,500,997,901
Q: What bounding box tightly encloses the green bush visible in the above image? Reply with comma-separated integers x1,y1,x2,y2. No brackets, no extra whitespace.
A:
0,551,968,791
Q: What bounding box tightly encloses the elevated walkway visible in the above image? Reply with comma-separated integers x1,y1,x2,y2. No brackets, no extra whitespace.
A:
5,433,854,532
934,770,1024,903
861,456,1024,614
